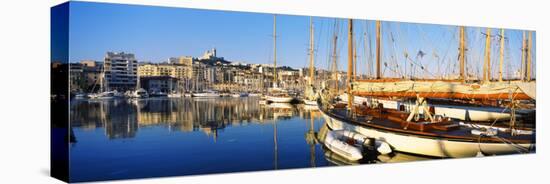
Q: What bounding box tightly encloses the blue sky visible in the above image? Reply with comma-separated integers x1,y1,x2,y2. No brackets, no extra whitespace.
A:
67,1,536,79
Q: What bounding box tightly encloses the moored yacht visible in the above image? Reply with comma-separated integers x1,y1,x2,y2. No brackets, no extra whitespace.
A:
89,90,123,99
303,98,317,106
319,99,535,158
192,91,220,98
303,17,318,107
318,19,535,158
167,92,182,98
150,91,167,97
266,88,294,103
264,15,295,104
133,88,149,98
248,93,262,97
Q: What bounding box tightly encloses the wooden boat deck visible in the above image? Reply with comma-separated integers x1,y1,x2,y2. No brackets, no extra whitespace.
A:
327,107,535,144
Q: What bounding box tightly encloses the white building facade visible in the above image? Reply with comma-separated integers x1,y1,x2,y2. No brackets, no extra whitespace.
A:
104,52,138,91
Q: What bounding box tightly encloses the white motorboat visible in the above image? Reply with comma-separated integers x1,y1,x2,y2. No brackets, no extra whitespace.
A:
266,102,293,109
133,88,149,98
303,99,317,106
167,93,182,98
87,93,98,99
89,90,124,99
150,91,168,97
192,91,220,98
248,93,262,97
74,93,87,99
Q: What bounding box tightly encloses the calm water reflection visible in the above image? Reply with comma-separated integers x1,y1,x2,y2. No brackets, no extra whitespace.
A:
69,97,429,182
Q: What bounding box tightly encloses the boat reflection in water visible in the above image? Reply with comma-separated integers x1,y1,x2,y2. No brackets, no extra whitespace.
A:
69,97,431,182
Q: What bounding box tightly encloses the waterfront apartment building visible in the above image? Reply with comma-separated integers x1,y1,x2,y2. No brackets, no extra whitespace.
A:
69,63,84,92
169,56,194,66
69,60,104,93
140,76,178,93
233,70,263,91
104,52,138,91
138,58,194,92
278,69,301,89
138,62,192,79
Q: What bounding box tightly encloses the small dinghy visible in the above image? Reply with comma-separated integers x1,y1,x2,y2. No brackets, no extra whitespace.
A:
324,130,392,161
323,148,360,165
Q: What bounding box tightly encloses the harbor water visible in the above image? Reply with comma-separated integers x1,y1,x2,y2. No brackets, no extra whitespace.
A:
69,97,430,182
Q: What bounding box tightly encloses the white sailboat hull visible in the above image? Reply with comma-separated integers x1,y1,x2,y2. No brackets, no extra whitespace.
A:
133,94,149,98
266,96,294,103
192,93,220,98
248,93,262,97
168,94,182,98
304,99,318,106
320,109,533,158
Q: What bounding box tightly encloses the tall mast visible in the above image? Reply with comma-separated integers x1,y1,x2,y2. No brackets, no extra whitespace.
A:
499,29,504,82
347,19,354,109
273,15,278,86
364,21,370,78
136,68,140,90
102,59,108,92
331,20,339,94
459,26,466,82
376,20,382,79
309,17,315,86
353,39,357,80
527,31,532,81
483,28,491,82
521,31,526,81
100,62,104,93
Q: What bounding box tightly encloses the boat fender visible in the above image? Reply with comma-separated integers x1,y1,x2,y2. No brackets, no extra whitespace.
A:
376,141,392,155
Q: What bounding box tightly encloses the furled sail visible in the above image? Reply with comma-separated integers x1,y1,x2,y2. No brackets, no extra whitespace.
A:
352,79,535,100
